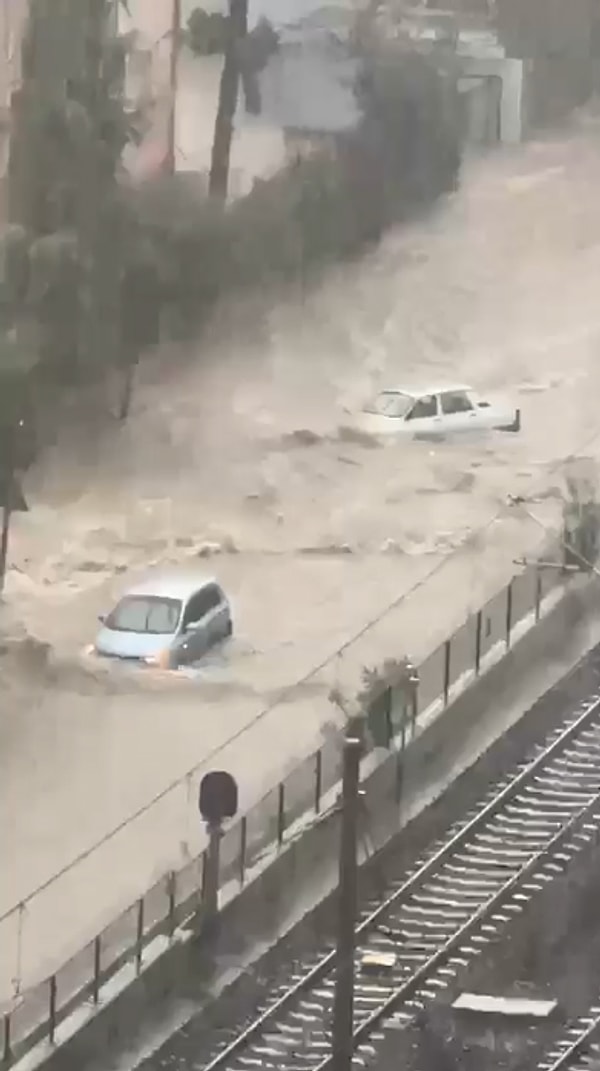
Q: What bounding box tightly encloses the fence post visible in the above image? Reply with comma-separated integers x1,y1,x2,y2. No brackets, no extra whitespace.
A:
395,745,404,804
277,783,285,845
239,816,247,887
443,639,451,706
505,581,513,648
395,705,408,803
135,898,144,975
167,871,176,940
314,749,322,814
92,937,101,1004
3,1012,11,1065
48,975,57,1044
201,847,208,905
474,610,482,675
535,567,542,622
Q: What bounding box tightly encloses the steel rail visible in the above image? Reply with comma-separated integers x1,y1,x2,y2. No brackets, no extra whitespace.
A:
202,692,600,1071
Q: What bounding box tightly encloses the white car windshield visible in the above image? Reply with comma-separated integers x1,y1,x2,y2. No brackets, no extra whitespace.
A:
105,596,182,634
364,391,414,418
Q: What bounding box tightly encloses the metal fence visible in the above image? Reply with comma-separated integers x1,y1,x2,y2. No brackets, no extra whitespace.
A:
1,537,568,1067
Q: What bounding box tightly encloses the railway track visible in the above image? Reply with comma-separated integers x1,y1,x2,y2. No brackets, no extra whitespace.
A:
195,692,600,1071
537,1004,600,1071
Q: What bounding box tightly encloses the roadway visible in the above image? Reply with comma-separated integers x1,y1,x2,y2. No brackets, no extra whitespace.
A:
3,111,600,1002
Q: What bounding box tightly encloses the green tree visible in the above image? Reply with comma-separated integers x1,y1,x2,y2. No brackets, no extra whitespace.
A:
5,0,138,385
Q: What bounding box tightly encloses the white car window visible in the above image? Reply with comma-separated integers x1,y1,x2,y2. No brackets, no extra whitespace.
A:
365,392,413,418
406,394,438,420
440,390,474,415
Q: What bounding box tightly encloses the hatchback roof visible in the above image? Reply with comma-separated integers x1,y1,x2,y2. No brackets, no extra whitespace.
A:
122,571,219,602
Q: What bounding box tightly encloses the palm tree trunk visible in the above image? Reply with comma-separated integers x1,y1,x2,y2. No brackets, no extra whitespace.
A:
209,0,248,199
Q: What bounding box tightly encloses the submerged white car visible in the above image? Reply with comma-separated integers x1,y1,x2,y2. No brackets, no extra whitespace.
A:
356,384,521,439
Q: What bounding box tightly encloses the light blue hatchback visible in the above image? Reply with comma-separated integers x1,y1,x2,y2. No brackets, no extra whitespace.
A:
93,571,232,668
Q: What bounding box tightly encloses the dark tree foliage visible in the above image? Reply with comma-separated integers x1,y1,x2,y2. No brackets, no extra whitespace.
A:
0,0,159,437
152,41,462,328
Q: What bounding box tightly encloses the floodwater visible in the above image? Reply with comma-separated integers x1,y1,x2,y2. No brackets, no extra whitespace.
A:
3,105,600,1001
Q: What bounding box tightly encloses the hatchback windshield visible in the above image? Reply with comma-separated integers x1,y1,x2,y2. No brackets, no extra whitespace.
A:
364,391,413,418
105,596,182,634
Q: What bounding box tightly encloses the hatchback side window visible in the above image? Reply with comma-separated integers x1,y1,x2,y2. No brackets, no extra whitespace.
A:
406,394,437,420
440,390,473,415
183,589,210,627
203,584,223,612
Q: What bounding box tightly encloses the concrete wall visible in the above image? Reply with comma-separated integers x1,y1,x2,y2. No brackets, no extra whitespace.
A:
496,0,595,129
460,56,524,143
459,77,501,144
22,574,600,1071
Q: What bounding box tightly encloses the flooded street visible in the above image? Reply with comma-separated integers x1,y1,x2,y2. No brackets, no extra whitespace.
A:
3,108,600,1001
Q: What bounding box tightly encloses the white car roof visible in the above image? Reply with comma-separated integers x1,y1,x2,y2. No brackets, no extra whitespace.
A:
381,383,473,398
122,571,220,602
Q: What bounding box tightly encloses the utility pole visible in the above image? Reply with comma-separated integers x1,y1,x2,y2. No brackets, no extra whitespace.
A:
165,0,181,175
0,426,28,594
331,729,363,1071
209,0,248,198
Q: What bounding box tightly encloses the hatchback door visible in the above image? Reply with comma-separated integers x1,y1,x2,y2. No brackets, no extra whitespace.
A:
173,587,213,664
174,584,229,665
201,584,229,645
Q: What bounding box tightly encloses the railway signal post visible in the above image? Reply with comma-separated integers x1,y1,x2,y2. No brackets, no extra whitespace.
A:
332,727,363,1071
198,770,238,934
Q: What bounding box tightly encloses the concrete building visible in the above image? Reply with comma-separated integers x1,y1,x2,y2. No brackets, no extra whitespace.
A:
405,0,599,141
0,0,27,189
118,0,361,194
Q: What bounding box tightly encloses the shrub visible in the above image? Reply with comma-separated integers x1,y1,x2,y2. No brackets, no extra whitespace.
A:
145,44,462,334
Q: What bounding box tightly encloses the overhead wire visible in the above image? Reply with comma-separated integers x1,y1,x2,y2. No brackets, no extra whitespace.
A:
6,418,600,925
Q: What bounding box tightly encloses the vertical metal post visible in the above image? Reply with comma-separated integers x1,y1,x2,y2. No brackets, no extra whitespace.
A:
48,976,57,1044
167,871,176,939
203,820,222,934
535,567,542,622
239,816,247,886
443,639,451,706
409,671,418,740
92,937,101,1004
277,783,285,845
395,713,405,804
505,581,513,648
135,898,144,975
474,610,482,675
331,733,362,1071
314,749,322,814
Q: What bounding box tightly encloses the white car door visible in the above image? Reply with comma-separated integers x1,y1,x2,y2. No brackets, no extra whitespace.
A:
438,390,481,433
403,393,442,435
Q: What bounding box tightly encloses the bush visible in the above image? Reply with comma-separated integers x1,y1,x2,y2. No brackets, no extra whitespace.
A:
146,45,462,333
